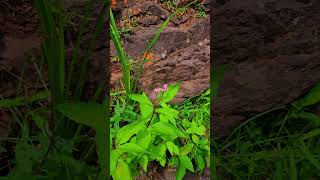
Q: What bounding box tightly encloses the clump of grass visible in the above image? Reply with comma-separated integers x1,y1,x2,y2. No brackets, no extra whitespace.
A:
0,0,108,179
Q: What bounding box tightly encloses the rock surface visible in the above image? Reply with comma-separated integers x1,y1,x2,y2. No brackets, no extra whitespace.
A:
111,12,210,103
141,39,210,103
212,0,320,136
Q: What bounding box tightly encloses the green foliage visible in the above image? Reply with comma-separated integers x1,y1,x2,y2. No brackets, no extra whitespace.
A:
110,84,210,179
160,0,206,18
56,102,108,179
0,0,108,179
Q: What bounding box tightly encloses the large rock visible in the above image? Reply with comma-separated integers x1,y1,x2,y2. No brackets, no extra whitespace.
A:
212,0,320,136
141,39,210,103
111,17,210,58
110,16,210,102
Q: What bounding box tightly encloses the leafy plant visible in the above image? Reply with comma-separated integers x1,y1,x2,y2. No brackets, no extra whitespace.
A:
110,84,210,179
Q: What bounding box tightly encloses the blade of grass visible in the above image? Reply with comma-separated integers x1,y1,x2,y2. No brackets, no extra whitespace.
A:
74,3,107,99
66,0,96,96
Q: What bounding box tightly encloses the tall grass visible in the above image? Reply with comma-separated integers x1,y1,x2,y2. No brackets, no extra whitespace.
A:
0,0,109,179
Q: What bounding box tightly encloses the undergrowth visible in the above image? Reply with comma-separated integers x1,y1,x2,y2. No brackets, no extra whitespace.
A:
0,1,109,179
110,1,210,179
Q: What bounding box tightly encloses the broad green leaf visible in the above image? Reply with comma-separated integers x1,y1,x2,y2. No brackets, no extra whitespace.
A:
196,154,205,171
114,160,132,180
156,107,179,126
57,102,108,179
128,93,154,121
57,102,104,129
119,143,147,154
152,121,179,140
176,164,186,180
180,144,193,156
159,157,166,167
116,120,146,145
179,156,194,172
292,82,320,110
160,83,180,106
136,129,152,149
149,144,166,160
111,150,122,174
192,135,200,144
139,155,148,172
166,141,180,156
186,121,206,135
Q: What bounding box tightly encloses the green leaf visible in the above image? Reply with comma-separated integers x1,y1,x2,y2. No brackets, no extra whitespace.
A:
136,129,152,149
180,144,193,156
118,143,147,154
299,129,320,141
196,154,205,171
179,156,194,172
159,158,166,167
56,102,108,179
156,107,179,126
149,144,166,160
169,156,179,167
192,135,200,144
166,141,180,156
128,93,154,121
111,150,122,174
160,83,180,106
176,164,186,180
152,122,180,140
57,102,104,129
116,120,146,145
186,121,206,135
139,155,148,172
292,82,320,110
29,112,47,133
114,160,132,180
0,91,48,108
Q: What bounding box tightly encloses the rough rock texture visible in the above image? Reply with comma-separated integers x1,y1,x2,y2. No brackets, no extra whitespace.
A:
111,14,210,102
112,17,209,57
141,39,210,103
212,0,320,136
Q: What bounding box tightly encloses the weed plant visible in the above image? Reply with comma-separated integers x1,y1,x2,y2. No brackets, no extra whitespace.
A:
110,0,210,179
